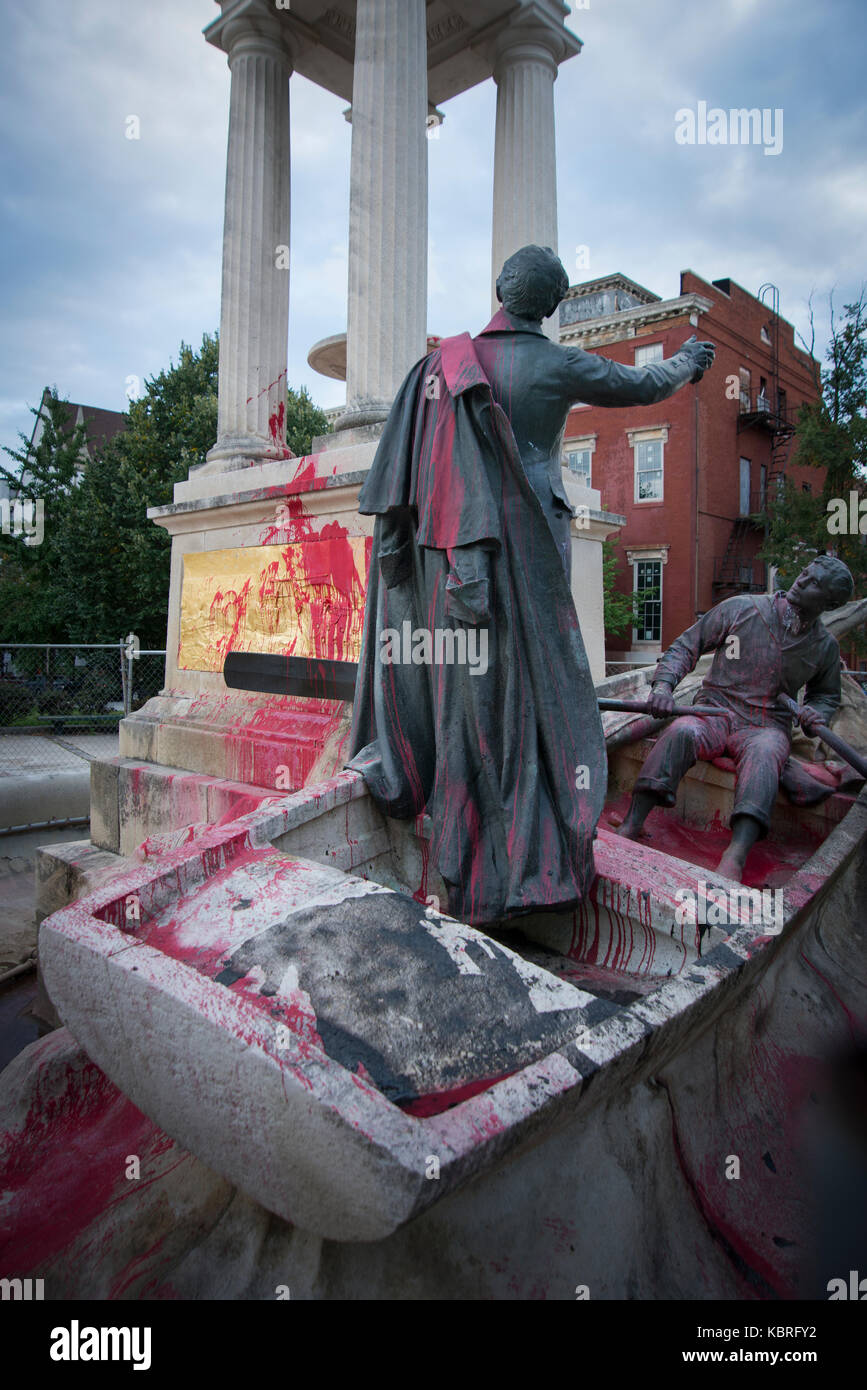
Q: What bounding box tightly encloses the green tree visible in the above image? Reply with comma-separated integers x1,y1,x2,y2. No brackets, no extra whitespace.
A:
602,539,659,639
762,290,866,595
286,385,330,457
58,334,221,647
1,334,332,649
0,388,88,645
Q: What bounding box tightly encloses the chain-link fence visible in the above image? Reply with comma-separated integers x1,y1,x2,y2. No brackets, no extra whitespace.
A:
0,642,165,775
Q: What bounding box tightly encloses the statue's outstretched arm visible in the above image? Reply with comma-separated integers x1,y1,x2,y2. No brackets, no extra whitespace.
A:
562,335,715,408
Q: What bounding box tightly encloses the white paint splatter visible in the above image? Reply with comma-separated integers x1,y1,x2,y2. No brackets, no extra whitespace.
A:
507,953,594,1013
420,918,496,975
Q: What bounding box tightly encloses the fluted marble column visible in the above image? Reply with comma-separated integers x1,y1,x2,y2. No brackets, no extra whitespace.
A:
207,17,294,470
336,0,428,432
492,36,560,340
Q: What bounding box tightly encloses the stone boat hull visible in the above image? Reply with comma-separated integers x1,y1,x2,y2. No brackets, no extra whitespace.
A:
5,701,864,1296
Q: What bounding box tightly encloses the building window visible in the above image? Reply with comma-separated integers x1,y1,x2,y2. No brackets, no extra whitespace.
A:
633,560,662,644
563,433,596,484
739,366,751,411
739,458,751,516
761,325,772,345
635,342,663,367
565,448,592,483
635,437,663,501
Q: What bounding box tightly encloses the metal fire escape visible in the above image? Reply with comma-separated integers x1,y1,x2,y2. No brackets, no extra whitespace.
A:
713,283,796,595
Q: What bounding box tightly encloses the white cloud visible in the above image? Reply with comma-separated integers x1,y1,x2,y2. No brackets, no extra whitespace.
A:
0,0,863,446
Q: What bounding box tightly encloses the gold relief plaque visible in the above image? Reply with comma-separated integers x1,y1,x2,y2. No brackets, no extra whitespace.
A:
178,538,369,672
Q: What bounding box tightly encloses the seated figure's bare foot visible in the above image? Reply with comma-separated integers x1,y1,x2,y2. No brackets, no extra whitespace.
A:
717,814,763,884
716,850,746,883
616,790,659,841
617,817,644,840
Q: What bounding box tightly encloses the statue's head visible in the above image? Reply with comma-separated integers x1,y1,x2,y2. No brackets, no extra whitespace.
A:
496,245,569,323
788,555,854,616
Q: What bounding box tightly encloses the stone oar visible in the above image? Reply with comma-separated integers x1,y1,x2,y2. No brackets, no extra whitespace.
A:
599,697,722,751
598,698,721,717
777,693,867,780
225,657,728,717
223,657,867,777
223,658,727,736
224,652,358,701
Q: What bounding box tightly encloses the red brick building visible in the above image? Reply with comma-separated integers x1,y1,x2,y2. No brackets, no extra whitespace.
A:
559,272,821,667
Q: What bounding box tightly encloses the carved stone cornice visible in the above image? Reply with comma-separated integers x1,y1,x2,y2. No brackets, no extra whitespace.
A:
486,0,583,74
560,293,715,347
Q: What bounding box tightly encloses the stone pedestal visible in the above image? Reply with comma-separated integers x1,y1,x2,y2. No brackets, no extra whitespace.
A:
79,453,619,855
205,16,294,471
336,0,428,431
561,474,625,683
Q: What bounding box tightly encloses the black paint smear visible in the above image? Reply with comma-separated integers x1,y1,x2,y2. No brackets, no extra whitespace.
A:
210,891,593,1104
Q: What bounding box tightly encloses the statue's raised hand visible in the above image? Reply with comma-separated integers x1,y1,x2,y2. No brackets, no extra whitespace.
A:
679,334,716,383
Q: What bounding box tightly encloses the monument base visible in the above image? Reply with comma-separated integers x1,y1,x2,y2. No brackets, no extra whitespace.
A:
83,451,621,865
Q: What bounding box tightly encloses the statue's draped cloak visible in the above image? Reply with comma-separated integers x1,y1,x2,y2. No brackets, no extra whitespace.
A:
348,332,606,924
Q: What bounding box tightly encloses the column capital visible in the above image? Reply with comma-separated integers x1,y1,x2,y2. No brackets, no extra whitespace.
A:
487,2,582,79
492,30,561,83
213,2,295,73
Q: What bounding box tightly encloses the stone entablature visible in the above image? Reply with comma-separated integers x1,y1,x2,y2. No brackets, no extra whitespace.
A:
560,293,715,349
205,1,582,105
560,272,661,327
204,0,584,449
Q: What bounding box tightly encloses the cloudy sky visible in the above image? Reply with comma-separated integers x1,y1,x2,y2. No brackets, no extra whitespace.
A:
1,0,865,455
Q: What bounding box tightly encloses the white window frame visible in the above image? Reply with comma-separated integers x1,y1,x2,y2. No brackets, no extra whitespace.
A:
628,426,668,504
565,448,592,483
631,558,663,645
625,547,669,650
634,342,664,367
563,433,596,485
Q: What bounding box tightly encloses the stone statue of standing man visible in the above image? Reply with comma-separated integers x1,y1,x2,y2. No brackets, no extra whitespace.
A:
349,245,715,924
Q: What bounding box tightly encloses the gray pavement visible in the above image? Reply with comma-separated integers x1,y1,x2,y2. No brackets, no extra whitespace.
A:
0,733,118,835
0,824,91,964
0,824,91,1074
0,732,119,775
